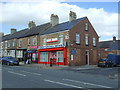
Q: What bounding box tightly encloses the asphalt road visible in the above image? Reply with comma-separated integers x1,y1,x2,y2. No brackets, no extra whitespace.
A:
2,65,119,89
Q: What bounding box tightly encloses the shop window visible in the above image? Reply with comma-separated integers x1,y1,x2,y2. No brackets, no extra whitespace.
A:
40,52,48,62
76,33,80,44
28,38,30,45
85,34,88,45
59,35,63,44
57,51,63,62
33,38,37,45
17,51,23,58
93,37,96,46
43,38,46,46
85,22,88,31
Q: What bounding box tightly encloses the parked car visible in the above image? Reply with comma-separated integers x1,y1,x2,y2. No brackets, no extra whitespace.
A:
98,54,120,67
2,56,19,66
98,58,113,67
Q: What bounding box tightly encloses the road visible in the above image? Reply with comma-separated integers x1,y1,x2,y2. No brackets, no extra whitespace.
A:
2,65,119,89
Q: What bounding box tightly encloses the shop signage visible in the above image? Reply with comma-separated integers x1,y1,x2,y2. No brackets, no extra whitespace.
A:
46,38,58,43
30,46,38,49
38,44,65,49
71,50,76,55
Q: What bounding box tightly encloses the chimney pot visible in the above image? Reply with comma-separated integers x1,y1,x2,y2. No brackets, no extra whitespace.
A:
69,11,77,22
113,36,116,41
11,28,17,34
50,14,59,26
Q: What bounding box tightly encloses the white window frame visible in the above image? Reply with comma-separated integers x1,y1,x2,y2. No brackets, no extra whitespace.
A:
59,35,63,44
28,38,30,45
85,34,88,45
43,38,46,46
76,33,80,44
85,22,88,31
33,38,37,45
8,41,10,47
93,37,96,46
19,40,22,47
12,40,15,47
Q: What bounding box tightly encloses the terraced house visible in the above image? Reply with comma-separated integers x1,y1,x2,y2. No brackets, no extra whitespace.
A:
1,11,99,66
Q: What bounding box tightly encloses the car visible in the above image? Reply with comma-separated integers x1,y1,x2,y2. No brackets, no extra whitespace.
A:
2,56,19,66
97,58,113,67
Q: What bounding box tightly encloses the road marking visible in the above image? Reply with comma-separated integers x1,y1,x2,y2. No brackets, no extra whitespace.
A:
21,71,41,76
8,71,26,77
44,79,83,88
3,67,14,71
62,79,112,88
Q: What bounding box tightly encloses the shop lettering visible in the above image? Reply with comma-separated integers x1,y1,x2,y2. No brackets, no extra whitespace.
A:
38,44,65,49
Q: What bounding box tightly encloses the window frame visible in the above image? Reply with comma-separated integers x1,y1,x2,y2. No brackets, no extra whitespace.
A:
59,35,63,44
85,22,88,31
76,33,80,44
93,37,96,46
85,34,89,46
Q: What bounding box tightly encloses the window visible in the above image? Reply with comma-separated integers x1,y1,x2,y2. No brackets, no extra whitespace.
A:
93,37,96,46
19,40,22,47
5,41,7,48
85,34,88,45
57,51,63,62
8,41,10,47
43,38,46,46
85,22,88,31
28,38,30,45
76,33,80,44
13,40,15,47
40,52,48,62
59,35,63,44
33,38,37,45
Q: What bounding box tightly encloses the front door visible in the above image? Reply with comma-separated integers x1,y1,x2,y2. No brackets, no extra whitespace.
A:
50,51,57,65
86,50,89,65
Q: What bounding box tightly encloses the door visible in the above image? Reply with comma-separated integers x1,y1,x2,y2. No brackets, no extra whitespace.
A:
86,50,89,65
50,51,57,65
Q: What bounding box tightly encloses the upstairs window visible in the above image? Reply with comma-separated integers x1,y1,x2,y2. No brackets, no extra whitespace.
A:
33,38,37,45
19,40,22,47
76,33,80,44
5,41,7,48
43,38,46,46
28,38,30,45
85,22,88,31
12,40,15,47
8,41,10,47
59,35,63,44
93,37,96,46
85,34,89,45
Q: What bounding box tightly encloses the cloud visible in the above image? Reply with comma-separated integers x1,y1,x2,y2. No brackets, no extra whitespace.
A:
0,0,118,41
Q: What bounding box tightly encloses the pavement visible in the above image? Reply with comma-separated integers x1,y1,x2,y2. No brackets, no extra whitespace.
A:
19,61,99,70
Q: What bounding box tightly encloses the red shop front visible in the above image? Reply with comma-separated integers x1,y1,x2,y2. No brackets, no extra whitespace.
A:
38,47,68,65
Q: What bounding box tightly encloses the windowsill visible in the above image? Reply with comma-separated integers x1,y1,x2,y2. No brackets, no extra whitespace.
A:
85,44,89,46
76,43,80,45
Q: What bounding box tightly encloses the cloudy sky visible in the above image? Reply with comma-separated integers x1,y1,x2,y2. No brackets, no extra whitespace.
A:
0,0,119,41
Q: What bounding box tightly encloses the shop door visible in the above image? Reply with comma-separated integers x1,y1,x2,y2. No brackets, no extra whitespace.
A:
50,51,57,65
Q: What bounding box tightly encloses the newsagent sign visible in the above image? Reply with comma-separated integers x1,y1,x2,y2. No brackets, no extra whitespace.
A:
38,44,65,49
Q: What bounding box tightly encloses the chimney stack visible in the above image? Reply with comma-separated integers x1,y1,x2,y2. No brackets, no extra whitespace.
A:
113,36,116,41
50,14,59,26
28,21,36,29
69,11,77,22
11,28,17,34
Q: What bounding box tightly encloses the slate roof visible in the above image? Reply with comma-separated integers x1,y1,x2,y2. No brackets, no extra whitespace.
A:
40,17,85,35
99,40,120,50
2,17,85,41
2,23,51,41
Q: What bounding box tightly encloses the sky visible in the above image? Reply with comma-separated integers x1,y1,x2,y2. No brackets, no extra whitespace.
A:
0,0,119,41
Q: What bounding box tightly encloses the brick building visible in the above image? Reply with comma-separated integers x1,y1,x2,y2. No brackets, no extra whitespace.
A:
99,36,120,59
1,11,99,66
